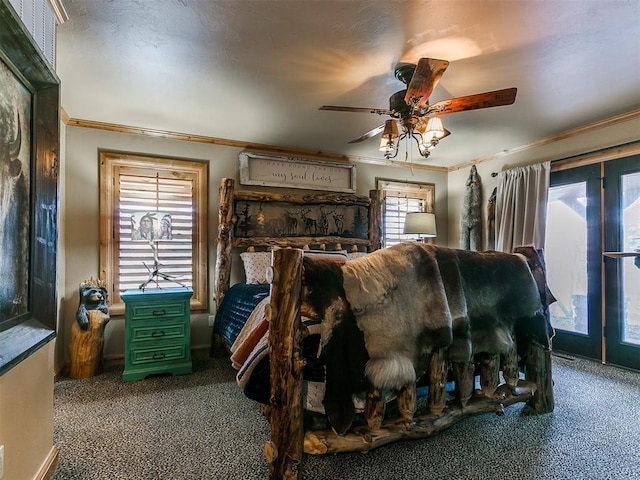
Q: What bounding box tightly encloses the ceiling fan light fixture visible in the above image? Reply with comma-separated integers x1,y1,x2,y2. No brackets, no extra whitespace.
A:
416,140,432,157
424,116,445,138
419,116,445,151
379,135,397,156
381,119,399,139
319,57,517,163
379,119,400,157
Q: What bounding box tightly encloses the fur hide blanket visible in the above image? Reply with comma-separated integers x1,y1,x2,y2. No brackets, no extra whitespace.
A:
341,243,453,390
460,165,482,250
303,242,553,434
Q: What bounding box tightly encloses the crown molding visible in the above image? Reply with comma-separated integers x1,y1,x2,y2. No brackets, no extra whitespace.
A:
60,113,448,172
448,109,640,172
60,108,636,174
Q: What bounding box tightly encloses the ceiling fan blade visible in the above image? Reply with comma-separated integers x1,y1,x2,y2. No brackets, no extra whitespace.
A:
426,87,517,115
348,123,385,143
404,58,450,108
319,105,392,116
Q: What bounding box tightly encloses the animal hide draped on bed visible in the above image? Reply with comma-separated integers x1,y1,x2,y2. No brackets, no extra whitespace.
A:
460,165,482,250
304,242,553,435
303,258,371,434
341,243,453,390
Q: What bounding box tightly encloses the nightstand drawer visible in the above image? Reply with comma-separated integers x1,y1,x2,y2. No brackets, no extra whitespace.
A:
129,302,186,320
130,323,186,343
130,344,187,365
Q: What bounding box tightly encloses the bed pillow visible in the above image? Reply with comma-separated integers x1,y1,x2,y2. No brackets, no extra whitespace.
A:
240,251,272,284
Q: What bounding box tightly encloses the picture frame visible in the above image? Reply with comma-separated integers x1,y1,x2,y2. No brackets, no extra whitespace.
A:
239,151,356,193
0,0,60,372
233,198,369,241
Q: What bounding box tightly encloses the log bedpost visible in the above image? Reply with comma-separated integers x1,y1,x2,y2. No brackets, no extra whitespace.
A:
525,340,555,413
368,189,382,252
265,248,305,480
214,178,235,307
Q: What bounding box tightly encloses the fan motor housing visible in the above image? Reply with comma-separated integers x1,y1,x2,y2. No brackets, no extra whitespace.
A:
394,62,416,85
389,90,411,116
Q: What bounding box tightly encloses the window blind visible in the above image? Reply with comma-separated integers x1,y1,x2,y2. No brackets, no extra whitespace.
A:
117,171,195,293
377,179,435,247
384,196,424,247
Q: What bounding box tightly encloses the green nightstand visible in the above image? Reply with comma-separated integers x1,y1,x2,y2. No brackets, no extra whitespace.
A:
122,288,193,382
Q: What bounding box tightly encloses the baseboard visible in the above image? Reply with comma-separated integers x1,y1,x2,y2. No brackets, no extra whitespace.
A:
36,446,59,480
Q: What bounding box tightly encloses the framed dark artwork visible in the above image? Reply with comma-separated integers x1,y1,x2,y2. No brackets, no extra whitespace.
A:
0,0,60,367
233,200,369,240
0,55,31,323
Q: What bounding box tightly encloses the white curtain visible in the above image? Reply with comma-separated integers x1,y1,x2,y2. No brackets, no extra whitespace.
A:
495,161,550,252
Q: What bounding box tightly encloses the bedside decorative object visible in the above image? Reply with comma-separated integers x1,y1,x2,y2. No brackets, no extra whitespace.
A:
403,211,437,242
68,277,110,379
122,288,193,382
130,211,188,290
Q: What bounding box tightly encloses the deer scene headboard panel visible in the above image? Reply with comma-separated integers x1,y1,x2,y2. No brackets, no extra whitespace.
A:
214,177,382,305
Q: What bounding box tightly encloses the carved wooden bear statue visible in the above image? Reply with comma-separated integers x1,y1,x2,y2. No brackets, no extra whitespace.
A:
69,278,110,379
76,284,109,330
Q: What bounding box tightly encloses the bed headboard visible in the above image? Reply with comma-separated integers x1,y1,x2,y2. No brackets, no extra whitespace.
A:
214,177,382,304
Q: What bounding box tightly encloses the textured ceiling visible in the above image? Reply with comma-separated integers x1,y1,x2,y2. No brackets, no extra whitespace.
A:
56,0,640,169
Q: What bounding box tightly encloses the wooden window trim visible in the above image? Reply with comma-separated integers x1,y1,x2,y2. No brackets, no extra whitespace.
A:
99,150,208,315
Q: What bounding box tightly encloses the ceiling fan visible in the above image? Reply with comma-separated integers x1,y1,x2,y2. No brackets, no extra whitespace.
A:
319,58,517,160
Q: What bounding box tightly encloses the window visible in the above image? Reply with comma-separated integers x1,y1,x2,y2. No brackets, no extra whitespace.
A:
377,179,435,247
99,151,208,315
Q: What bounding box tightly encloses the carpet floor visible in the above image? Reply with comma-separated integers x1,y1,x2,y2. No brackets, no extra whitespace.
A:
53,352,640,480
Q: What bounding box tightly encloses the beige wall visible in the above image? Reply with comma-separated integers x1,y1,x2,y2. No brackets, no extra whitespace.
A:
0,341,56,480
58,126,449,371
57,114,638,372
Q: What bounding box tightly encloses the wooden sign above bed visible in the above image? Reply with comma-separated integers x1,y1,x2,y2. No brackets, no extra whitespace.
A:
239,151,356,193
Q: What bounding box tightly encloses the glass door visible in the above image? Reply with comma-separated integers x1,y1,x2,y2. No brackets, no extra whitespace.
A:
545,156,640,370
546,164,602,360
603,156,640,370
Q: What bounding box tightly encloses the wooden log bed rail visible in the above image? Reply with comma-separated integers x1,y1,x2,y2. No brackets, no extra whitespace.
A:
212,178,554,480
266,248,554,479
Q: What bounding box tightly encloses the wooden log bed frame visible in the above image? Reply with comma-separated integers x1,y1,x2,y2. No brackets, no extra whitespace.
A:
213,177,554,480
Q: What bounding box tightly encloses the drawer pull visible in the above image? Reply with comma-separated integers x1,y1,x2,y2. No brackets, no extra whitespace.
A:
152,353,166,360
151,331,165,338
152,309,166,316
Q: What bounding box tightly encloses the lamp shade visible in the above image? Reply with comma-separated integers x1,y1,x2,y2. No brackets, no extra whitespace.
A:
403,212,437,237
424,117,445,139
